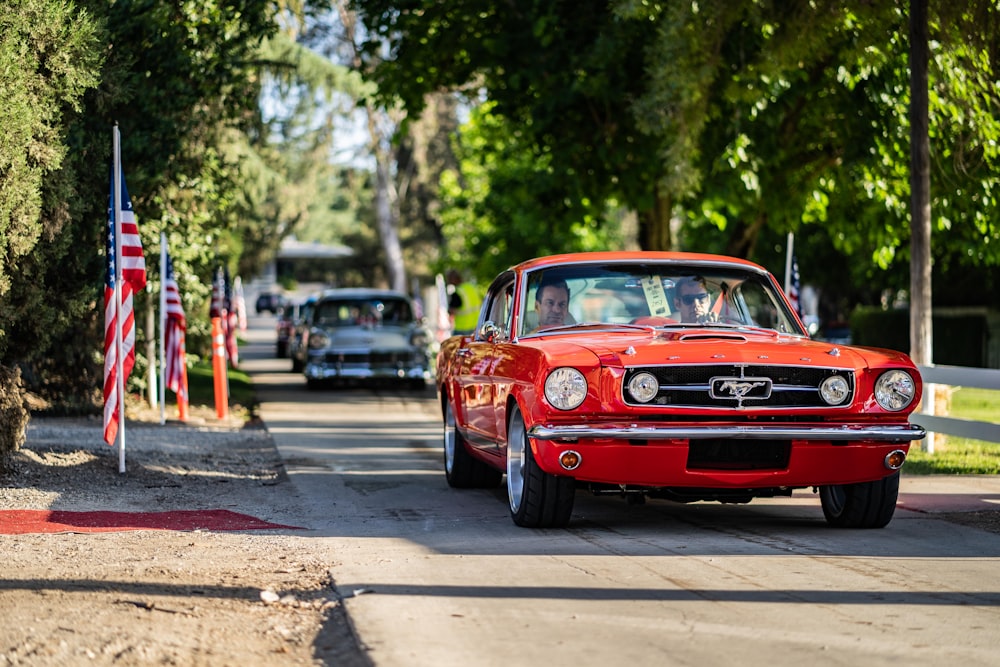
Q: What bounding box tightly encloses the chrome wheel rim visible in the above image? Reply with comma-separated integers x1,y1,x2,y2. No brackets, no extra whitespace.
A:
507,411,526,513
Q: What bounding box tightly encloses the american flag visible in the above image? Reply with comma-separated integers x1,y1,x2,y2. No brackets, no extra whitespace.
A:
103,171,146,446
163,251,187,395
788,254,803,318
210,267,239,367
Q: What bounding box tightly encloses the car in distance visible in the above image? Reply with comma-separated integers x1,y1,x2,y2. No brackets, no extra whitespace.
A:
436,251,925,529
275,301,300,358
289,294,318,372
255,291,284,314
301,288,432,389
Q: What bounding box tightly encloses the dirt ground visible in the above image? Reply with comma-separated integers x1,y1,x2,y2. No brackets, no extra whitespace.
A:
0,407,370,667
4,406,1000,667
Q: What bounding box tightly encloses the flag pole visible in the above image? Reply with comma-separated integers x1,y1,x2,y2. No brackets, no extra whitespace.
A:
113,124,126,473
159,233,167,425
784,231,794,294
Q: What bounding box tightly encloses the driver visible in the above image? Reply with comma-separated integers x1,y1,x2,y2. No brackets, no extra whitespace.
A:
534,278,570,330
674,276,718,324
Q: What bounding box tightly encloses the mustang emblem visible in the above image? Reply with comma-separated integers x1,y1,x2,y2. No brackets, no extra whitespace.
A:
709,375,773,406
718,380,766,398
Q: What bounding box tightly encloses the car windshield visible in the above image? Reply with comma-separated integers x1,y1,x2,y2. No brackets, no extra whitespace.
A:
518,263,803,337
315,298,413,327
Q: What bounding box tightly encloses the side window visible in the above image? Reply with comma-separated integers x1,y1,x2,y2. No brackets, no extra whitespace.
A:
484,280,514,339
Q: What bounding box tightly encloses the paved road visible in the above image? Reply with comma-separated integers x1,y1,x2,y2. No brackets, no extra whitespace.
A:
241,312,1000,667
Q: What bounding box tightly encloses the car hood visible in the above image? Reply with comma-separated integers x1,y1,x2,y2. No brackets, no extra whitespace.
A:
320,325,415,349
526,328,914,371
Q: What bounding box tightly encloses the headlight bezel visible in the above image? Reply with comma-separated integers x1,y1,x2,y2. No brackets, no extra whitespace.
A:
819,374,851,406
874,369,917,412
627,371,660,404
544,367,589,411
307,330,330,350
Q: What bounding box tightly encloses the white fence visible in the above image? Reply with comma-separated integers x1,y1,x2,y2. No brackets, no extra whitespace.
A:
916,365,1000,452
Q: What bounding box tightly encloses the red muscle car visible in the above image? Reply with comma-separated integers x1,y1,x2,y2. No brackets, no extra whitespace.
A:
436,252,925,528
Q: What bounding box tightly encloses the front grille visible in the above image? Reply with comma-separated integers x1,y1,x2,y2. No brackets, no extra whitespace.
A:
623,364,854,409
323,351,415,366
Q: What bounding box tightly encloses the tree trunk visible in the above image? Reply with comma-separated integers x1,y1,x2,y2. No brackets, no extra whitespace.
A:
371,136,407,292
638,184,673,251
723,213,767,260
909,0,932,365
340,2,407,292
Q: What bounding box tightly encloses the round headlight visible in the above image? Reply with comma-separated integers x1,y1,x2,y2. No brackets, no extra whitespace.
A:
627,372,659,404
874,370,916,411
819,375,850,405
307,331,329,350
544,368,588,410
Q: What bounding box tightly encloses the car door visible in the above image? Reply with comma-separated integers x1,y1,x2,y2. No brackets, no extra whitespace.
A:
454,277,513,454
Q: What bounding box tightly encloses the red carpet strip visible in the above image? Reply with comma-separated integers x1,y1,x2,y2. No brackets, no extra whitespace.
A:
0,509,304,534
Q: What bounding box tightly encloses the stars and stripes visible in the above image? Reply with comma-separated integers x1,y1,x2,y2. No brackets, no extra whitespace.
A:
163,251,187,396
103,168,146,446
788,254,803,318
117,178,146,293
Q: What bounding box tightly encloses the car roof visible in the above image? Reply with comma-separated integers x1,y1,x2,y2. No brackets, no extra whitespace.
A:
510,251,768,274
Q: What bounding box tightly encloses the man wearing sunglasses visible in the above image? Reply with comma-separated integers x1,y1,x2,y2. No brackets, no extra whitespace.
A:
673,276,718,324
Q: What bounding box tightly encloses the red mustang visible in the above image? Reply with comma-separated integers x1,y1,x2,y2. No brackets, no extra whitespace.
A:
436,252,925,528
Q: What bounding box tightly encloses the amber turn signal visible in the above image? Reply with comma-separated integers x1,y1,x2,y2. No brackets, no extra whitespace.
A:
884,449,907,470
559,450,582,471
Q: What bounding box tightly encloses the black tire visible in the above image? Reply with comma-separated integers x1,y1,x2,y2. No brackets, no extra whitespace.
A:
820,472,900,528
443,398,502,489
506,406,575,528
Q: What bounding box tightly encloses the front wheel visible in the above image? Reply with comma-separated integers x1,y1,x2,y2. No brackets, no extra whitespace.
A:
506,406,575,528
820,472,900,528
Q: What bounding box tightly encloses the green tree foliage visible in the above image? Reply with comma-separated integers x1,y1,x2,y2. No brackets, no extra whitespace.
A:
654,1,1000,307
2,0,282,404
439,102,626,283
352,0,1000,310
0,0,103,359
352,0,669,252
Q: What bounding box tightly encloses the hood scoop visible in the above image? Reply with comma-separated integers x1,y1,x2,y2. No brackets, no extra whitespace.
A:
678,333,748,343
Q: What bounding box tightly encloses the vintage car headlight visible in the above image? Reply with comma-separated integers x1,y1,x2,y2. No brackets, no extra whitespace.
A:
627,371,660,404
819,374,850,405
874,370,916,411
544,368,588,410
308,331,329,350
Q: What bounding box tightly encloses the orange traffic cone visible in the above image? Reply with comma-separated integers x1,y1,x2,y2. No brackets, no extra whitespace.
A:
211,317,229,420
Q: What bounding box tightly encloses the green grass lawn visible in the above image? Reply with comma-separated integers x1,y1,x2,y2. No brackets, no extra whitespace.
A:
905,387,1000,475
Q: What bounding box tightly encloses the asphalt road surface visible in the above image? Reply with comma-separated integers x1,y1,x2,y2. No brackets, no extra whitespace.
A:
242,310,1000,667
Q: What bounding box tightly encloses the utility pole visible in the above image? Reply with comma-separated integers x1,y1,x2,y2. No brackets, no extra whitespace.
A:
909,0,932,367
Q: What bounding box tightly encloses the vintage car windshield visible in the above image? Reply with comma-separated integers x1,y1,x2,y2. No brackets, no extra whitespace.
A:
314,298,413,327
518,263,804,337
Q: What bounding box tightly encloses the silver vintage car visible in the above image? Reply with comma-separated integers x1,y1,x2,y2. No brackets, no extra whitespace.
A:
302,288,432,389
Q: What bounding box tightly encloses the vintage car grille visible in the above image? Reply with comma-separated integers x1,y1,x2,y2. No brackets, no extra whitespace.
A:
323,351,416,366
622,364,855,409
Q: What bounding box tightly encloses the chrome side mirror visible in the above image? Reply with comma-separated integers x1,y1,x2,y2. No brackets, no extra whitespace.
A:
479,321,500,343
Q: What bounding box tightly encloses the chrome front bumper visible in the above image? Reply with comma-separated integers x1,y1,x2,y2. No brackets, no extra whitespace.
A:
527,423,926,442
304,361,428,381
